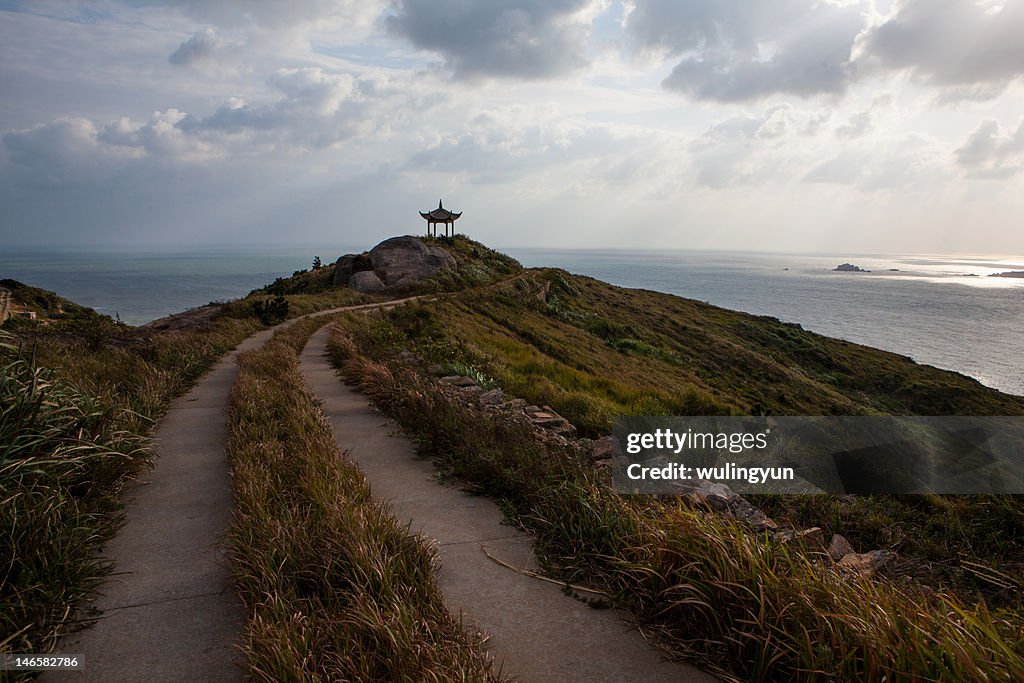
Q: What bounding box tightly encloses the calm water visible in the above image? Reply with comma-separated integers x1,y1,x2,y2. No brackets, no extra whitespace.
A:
1,247,1021,396
0,247,356,326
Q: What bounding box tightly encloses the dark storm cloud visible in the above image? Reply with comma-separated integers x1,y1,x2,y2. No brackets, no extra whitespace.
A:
860,1,1024,90
384,0,594,79
626,0,865,101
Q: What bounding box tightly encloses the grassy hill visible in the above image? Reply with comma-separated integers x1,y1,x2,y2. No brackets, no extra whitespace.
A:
1,278,112,324
3,237,1022,680
350,266,1024,435
328,242,1024,679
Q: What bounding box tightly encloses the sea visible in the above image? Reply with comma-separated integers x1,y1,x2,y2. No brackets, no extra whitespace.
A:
1,247,1021,397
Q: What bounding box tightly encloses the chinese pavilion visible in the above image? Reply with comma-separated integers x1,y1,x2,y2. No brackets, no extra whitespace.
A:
420,199,462,237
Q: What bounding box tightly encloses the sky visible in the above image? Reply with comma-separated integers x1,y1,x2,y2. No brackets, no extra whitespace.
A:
2,0,1024,254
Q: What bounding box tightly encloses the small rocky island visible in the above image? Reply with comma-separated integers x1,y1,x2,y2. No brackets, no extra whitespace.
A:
834,263,871,272
991,270,1024,278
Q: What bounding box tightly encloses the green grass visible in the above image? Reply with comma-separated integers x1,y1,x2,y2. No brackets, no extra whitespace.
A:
330,328,1024,681
0,331,151,659
344,270,1024,603
226,318,503,682
392,234,523,294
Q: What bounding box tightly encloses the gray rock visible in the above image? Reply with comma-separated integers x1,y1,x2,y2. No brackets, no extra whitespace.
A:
496,399,528,411
349,270,385,293
478,389,506,406
440,375,477,387
837,550,894,577
369,236,456,286
333,254,358,286
827,534,856,562
776,527,825,548
590,436,619,462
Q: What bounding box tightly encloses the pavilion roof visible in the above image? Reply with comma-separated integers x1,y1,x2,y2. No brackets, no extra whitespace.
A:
420,199,461,221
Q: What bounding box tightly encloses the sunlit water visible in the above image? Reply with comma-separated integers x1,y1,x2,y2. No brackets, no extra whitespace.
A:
1,247,1021,396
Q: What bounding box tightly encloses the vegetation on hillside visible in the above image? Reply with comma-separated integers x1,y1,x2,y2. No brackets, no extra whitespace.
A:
329,323,1024,682
0,275,369,664
336,268,1024,602
226,318,503,681
0,279,109,324
412,234,523,293
0,332,150,660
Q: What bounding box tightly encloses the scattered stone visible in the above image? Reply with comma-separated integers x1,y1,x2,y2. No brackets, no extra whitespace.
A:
800,527,826,548
776,527,825,548
496,399,528,411
426,364,444,376
440,376,477,387
524,405,542,414
673,481,777,531
478,389,506,406
837,550,894,577
828,534,856,562
590,436,619,462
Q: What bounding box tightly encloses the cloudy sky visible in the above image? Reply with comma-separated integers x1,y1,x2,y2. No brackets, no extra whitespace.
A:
2,0,1023,253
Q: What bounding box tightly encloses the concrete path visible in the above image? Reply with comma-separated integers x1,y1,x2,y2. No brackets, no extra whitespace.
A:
300,325,716,683
52,300,415,682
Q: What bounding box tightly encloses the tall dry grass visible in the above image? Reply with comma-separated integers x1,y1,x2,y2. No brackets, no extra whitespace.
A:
329,326,1024,682
1,315,259,662
226,321,504,681
0,332,151,657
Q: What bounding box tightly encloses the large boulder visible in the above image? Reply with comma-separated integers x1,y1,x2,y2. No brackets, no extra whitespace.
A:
349,270,385,293
368,236,456,287
333,254,358,286
333,252,374,286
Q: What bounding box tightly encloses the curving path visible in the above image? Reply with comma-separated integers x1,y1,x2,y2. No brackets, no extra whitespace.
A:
300,325,716,682
51,300,415,682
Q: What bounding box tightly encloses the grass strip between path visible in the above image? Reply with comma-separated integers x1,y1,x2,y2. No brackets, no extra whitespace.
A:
225,318,504,682
328,323,1024,683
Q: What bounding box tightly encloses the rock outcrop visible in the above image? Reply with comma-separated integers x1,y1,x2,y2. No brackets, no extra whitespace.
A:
333,236,456,293
834,263,870,273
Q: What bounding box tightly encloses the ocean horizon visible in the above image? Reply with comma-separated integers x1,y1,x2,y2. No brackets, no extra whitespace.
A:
2,245,1022,396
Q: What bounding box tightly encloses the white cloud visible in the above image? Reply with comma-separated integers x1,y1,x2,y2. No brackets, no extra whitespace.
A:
625,0,868,101
857,0,1024,96
955,119,1024,178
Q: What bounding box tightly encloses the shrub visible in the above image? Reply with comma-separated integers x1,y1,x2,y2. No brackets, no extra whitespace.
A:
252,295,290,325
